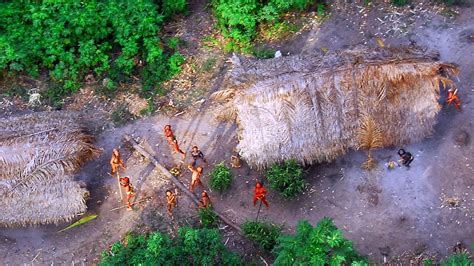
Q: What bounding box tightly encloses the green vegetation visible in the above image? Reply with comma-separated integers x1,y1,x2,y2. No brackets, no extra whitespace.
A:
266,159,305,199
198,207,219,228
0,1,187,98
209,162,233,192
391,0,410,6
441,244,474,266
252,47,275,59
242,220,282,251
273,218,367,265
100,227,241,265
211,0,314,51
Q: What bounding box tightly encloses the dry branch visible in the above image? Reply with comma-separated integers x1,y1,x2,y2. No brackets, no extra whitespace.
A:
124,135,242,234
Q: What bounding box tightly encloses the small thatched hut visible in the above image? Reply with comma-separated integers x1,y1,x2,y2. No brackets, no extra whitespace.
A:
0,112,100,226
213,46,458,167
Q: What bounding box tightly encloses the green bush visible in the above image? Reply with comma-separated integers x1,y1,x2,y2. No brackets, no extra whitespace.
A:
209,162,233,192
242,220,282,252
273,218,367,265
266,159,305,199
252,47,275,59
211,0,313,51
441,244,474,266
100,227,241,265
0,1,187,98
392,0,410,6
198,207,219,228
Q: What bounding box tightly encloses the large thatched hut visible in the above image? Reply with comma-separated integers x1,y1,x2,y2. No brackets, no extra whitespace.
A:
213,46,458,167
0,112,100,226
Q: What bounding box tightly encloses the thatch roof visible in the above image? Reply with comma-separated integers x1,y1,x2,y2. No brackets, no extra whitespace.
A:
213,46,458,167
0,112,100,226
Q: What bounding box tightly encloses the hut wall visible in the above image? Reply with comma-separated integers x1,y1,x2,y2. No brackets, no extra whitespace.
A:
223,47,456,167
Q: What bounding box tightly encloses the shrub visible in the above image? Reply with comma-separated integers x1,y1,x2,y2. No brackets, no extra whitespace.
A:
273,218,367,265
211,0,313,51
0,1,187,98
266,159,305,199
209,162,233,192
198,207,219,228
252,47,275,59
441,244,474,266
392,0,410,6
242,220,282,251
100,227,241,265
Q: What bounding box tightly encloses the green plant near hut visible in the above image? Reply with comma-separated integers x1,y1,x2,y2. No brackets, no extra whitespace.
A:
198,207,219,228
266,160,305,199
100,227,241,265
273,218,367,265
209,162,233,192
211,0,313,51
242,220,282,252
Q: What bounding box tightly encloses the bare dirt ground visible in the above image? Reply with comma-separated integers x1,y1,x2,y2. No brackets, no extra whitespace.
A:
1,1,473,265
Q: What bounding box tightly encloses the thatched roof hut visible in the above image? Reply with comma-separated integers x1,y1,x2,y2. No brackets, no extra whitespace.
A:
213,46,458,167
0,112,100,226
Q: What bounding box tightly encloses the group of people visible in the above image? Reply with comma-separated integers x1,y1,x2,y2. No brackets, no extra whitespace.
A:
108,124,270,216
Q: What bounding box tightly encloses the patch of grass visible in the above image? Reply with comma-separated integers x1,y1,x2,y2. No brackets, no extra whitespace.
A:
139,98,155,116
266,160,305,199
111,105,135,126
201,57,217,72
3,86,29,100
242,220,282,252
209,162,233,192
198,207,219,228
316,3,331,22
252,47,275,59
259,21,300,41
392,0,410,6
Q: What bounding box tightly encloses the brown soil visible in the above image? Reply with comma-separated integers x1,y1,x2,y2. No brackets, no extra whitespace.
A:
1,1,473,265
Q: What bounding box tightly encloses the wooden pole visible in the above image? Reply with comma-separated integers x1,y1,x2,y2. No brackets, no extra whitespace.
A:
124,135,242,234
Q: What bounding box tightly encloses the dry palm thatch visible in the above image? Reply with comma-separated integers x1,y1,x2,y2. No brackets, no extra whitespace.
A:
212,46,458,168
357,115,383,170
0,112,101,227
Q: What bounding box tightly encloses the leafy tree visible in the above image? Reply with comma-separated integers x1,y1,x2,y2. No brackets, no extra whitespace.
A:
209,162,233,192
266,159,305,199
0,0,187,98
100,227,241,265
242,220,282,251
211,0,313,51
273,218,367,265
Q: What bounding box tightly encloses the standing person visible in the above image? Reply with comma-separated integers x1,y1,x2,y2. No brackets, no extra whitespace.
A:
446,88,461,111
188,165,203,192
253,181,269,208
198,191,212,209
110,148,126,175
191,146,207,167
164,125,186,159
119,177,135,210
398,149,414,167
166,190,177,216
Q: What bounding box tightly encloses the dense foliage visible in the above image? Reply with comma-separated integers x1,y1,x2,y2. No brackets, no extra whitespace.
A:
441,244,474,266
198,207,219,228
100,227,240,265
273,218,367,265
211,0,314,51
0,0,187,98
266,159,305,199
242,220,282,252
209,162,233,192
